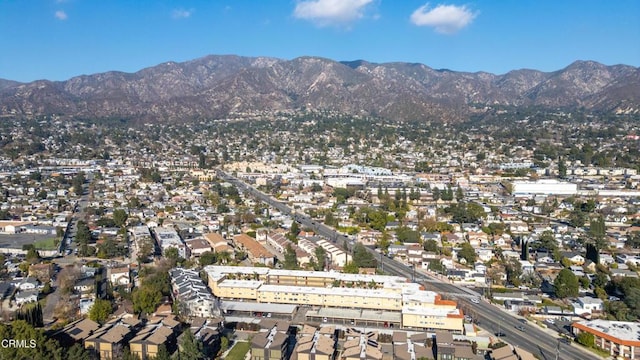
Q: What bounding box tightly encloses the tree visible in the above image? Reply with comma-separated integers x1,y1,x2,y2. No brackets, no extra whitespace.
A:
352,243,376,268
26,247,40,264
288,221,300,242
457,242,476,264
72,172,85,195
536,230,557,251
178,328,205,360
66,343,94,360
378,231,393,251
589,215,607,251
88,299,113,324
576,332,595,348
569,209,586,228
219,336,230,355
423,239,439,253
554,268,579,299
343,261,359,274
113,209,128,227
558,157,567,179
199,251,217,267
132,285,162,314
505,259,523,287
16,302,43,328
164,247,179,266
455,186,464,201
283,244,300,270
0,320,65,360
155,344,171,360
432,187,440,201
313,246,327,271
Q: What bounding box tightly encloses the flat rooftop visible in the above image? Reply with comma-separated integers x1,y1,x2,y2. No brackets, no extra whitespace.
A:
306,308,402,323
574,319,640,344
220,301,297,314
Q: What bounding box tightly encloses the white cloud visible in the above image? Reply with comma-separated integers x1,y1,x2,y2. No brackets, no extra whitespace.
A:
410,3,477,34
54,10,68,20
293,0,374,27
172,8,194,19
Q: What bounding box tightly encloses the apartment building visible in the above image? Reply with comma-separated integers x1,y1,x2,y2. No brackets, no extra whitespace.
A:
205,266,463,332
153,226,189,259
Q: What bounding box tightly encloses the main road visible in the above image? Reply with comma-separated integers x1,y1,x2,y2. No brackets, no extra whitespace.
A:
215,169,599,360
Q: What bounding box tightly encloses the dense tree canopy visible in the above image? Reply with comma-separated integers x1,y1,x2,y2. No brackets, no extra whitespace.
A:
554,268,579,299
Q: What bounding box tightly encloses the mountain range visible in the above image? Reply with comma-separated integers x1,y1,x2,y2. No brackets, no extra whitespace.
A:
1,55,638,122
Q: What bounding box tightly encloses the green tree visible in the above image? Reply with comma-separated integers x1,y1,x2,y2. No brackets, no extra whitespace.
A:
432,187,441,201
88,299,113,324
505,259,523,287
72,172,85,195
576,332,595,348
220,336,230,354
26,247,40,264
66,343,93,360
536,230,557,251
589,215,607,250
132,286,162,314
343,261,359,274
558,157,567,179
569,209,586,228
199,251,217,267
155,344,171,360
283,244,300,270
352,243,376,268
288,221,300,242
0,320,65,360
457,242,476,264
178,328,205,360
113,209,128,227
164,247,180,266
376,231,391,254
313,246,327,271
554,268,579,299
423,239,439,253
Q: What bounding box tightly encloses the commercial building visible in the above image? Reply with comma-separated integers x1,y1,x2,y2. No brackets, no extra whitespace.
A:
511,180,577,197
204,266,464,332
572,319,640,359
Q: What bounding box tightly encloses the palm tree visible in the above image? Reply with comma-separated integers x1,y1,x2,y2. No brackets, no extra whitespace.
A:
217,251,231,265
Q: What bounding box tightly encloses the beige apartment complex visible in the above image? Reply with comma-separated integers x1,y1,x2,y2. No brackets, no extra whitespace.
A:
204,266,464,332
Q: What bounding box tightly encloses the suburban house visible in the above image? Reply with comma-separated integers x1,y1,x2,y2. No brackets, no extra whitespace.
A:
573,297,604,316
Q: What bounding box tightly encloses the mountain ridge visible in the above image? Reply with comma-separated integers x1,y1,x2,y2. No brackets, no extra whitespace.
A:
1,55,638,122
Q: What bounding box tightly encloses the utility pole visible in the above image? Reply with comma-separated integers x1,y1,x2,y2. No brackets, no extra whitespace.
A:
555,340,560,360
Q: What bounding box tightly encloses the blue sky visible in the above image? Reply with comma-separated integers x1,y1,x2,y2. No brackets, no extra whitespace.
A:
1,0,639,82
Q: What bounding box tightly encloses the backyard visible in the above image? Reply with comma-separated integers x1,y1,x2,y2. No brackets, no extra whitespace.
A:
224,341,250,360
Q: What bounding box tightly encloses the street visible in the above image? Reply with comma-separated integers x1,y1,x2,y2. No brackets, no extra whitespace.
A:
216,169,600,360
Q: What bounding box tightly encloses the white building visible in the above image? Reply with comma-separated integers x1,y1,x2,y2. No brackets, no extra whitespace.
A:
512,180,577,197
573,297,604,315
153,226,189,259
316,239,352,268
